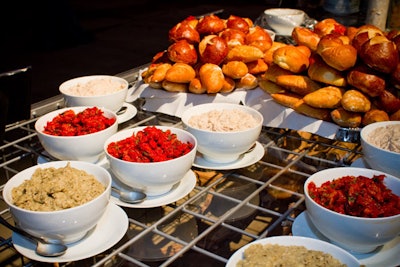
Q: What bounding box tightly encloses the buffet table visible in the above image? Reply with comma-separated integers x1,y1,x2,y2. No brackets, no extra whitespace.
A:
4,64,399,267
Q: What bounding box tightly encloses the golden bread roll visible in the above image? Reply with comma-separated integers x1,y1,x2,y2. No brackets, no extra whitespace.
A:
222,61,248,79
346,65,386,97
273,45,310,73
390,108,400,120
196,14,225,35
275,75,321,96
271,92,302,109
263,42,287,65
226,45,264,63
246,59,268,75
165,63,196,83
316,34,357,71
220,76,236,93
198,35,229,65
293,99,332,121
330,107,362,127
226,15,250,34
352,24,384,52
303,86,344,109
162,80,188,92
359,35,399,74
199,63,224,93
376,89,400,114
245,26,273,52
362,109,390,126
151,50,170,64
188,77,206,94
149,63,172,83
236,73,258,90
167,39,198,65
314,18,347,37
258,79,286,94
169,18,200,44
341,89,371,113
219,28,246,49
261,64,293,83
291,27,320,51
307,55,347,87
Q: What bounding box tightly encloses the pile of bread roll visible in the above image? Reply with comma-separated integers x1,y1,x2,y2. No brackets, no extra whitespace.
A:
142,14,400,127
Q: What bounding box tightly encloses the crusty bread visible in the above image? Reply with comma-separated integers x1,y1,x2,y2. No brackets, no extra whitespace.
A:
258,79,286,94
346,65,386,97
262,64,293,83
263,42,287,66
273,45,310,73
291,27,320,51
199,63,224,93
246,59,268,75
165,63,196,83
236,73,258,90
331,107,362,127
222,60,248,79
271,92,302,108
362,109,390,126
307,55,347,87
341,89,371,113
162,80,188,92
303,86,344,109
293,99,332,121
226,45,264,63
275,75,321,96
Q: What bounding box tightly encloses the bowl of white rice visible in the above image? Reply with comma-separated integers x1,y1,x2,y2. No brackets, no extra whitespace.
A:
59,75,129,112
181,103,263,163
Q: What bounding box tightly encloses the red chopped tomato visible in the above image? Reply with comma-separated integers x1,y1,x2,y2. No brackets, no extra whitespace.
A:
308,174,400,218
106,126,194,163
43,107,116,136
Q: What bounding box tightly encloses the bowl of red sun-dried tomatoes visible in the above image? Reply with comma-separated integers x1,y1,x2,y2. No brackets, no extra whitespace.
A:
104,125,197,196
304,167,400,254
35,106,118,163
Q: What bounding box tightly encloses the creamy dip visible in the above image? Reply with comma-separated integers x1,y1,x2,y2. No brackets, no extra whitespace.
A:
367,124,400,153
65,78,125,96
188,109,259,132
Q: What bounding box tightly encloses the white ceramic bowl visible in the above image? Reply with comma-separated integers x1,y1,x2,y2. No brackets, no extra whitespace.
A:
360,121,400,178
226,236,360,267
104,126,197,196
35,106,118,163
304,167,400,253
59,75,129,112
263,8,305,36
181,103,263,164
3,161,112,244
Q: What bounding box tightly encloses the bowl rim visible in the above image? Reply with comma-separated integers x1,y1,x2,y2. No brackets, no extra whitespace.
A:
181,103,264,134
3,160,112,214
104,125,198,165
35,106,118,139
360,121,400,156
304,167,400,221
264,8,305,16
59,75,129,98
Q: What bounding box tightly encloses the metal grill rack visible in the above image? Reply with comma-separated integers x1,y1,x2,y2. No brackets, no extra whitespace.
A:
0,67,362,267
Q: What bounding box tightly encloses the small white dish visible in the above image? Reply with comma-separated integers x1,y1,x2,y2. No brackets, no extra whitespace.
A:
226,235,360,267
110,170,196,208
292,211,400,267
117,102,137,124
193,141,264,170
12,203,128,263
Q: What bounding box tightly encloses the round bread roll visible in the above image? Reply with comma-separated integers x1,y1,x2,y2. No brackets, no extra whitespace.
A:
167,39,198,65
169,18,200,44
198,35,229,65
236,73,258,90
262,63,293,83
314,18,346,37
273,45,310,73
149,63,172,83
303,86,344,109
341,89,371,113
222,61,248,79
246,59,268,75
165,63,196,83
199,63,224,93
352,24,384,52
226,15,250,34
316,34,357,71
226,45,264,63
188,77,206,94
220,76,236,93
245,26,272,52
331,107,362,128
346,64,386,97
362,109,390,126
263,42,287,66
291,27,320,51
219,28,246,49
376,89,400,114
307,55,347,87
196,14,225,35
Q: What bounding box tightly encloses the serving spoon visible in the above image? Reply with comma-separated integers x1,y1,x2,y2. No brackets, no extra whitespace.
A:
0,216,67,257
112,186,146,204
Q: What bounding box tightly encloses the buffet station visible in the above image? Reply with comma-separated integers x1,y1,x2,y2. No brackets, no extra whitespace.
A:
1,4,400,267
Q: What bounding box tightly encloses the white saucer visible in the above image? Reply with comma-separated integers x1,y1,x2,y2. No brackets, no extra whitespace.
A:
193,141,264,170
292,211,400,267
12,203,128,263
110,170,197,208
117,102,137,124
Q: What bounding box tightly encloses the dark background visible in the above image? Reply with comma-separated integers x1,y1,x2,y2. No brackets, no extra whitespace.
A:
1,0,326,105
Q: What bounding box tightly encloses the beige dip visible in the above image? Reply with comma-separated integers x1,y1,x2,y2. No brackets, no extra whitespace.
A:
188,109,259,132
65,78,125,96
367,124,400,153
236,243,347,267
12,163,105,211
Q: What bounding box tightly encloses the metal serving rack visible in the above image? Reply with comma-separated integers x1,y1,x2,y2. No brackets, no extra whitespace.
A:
0,65,362,267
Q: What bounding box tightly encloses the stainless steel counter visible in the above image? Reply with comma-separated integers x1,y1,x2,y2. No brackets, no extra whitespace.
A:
0,66,363,267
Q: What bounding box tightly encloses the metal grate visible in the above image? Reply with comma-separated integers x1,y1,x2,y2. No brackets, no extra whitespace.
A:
0,68,362,267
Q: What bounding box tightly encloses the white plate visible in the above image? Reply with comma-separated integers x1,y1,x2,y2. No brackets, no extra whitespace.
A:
12,203,128,263
226,235,360,267
193,141,264,170
292,211,400,267
111,170,197,208
117,102,137,124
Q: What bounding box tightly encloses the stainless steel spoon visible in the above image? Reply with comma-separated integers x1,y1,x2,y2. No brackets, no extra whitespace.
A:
112,186,146,203
0,216,67,257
